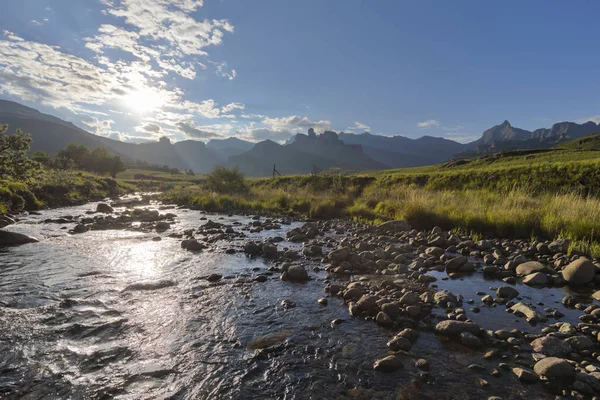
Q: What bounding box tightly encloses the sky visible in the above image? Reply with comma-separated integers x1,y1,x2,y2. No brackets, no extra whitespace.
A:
0,0,599,144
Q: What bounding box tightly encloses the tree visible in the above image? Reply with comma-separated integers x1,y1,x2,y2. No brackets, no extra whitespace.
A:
0,124,37,180
108,156,126,178
31,150,51,166
205,166,248,194
56,143,91,168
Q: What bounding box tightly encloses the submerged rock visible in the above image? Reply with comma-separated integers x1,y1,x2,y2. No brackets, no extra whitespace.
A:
0,230,39,246
373,355,403,372
123,279,176,291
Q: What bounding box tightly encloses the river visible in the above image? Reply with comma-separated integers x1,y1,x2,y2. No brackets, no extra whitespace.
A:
0,201,574,399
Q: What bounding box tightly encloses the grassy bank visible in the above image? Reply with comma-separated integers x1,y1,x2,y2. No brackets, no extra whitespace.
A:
163,143,600,257
0,169,138,214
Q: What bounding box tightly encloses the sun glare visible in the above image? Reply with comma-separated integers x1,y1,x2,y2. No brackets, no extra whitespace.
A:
123,87,166,114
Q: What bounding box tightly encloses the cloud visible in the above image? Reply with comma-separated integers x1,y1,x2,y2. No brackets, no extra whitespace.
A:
417,119,440,128
176,120,222,139
221,102,245,114
238,127,294,142
576,116,600,125
263,115,331,132
345,121,371,133
215,61,236,80
139,123,162,133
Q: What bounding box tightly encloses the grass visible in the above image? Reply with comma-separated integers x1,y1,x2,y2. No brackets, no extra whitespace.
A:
163,138,600,258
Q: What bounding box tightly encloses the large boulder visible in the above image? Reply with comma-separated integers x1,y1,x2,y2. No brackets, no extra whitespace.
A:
445,256,467,271
0,230,39,246
0,215,16,228
516,261,545,276
435,320,481,338
523,272,548,286
562,258,596,285
533,357,574,383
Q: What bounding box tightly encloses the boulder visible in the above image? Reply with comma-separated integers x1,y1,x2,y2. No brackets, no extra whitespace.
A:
446,256,467,271
516,261,545,276
262,243,278,257
373,355,403,372
512,367,539,383
523,272,548,286
531,336,572,357
376,311,393,326
562,258,596,285
509,302,547,322
186,240,206,251
244,241,260,256
355,295,379,315
328,247,350,262
96,203,114,213
533,357,574,382
285,265,309,282
0,230,39,246
399,292,419,306
387,336,412,351
460,331,482,348
155,221,170,232
496,286,519,299
435,320,481,338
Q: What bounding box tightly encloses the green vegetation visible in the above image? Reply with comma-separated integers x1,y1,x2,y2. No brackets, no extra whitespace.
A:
55,143,126,177
164,143,600,257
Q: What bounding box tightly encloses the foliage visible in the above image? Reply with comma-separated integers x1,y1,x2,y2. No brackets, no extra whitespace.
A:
205,166,249,194
0,124,37,180
56,143,126,177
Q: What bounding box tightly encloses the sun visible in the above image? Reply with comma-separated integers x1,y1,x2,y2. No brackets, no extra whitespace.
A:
123,87,166,114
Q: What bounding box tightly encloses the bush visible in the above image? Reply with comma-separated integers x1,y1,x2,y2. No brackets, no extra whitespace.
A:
205,166,249,194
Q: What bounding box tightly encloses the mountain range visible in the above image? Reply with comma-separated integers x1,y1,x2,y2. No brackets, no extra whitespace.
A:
0,99,598,176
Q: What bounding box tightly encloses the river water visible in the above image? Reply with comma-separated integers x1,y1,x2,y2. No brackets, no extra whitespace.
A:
0,202,576,399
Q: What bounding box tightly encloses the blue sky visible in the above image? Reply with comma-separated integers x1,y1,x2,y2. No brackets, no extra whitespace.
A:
0,0,598,144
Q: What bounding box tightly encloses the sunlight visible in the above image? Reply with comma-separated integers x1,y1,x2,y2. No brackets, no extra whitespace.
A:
123,87,166,114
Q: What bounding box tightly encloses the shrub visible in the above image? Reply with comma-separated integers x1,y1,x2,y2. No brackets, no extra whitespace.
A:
205,166,249,194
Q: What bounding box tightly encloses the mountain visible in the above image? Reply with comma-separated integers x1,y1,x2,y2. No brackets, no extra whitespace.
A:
461,120,600,157
229,131,385,176
286,130,386,170
206,137,254,159
338,132,466,168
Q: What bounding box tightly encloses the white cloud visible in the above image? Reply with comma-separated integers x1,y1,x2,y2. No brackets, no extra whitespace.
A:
576,116,600,125
263,115,331,132
176,120,223,139
137,122,162,133
345,121,371,133
215,61,237,80
221,102,245,114
417,119,440,128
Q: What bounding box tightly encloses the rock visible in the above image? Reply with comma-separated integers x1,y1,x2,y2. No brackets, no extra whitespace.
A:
592,290,600,301
96,203,114,213
415,359,429,371
373,355,403,372
317,297,328,306
523,272,548,286
285,265,309,282
509,302,547,322
72,224,88,234
399,292,419,306
565,335,594,351
0,230,39,246
563,258,596,285
244,241,260,256
0,215,16,228
446,256,467,271
281,299,296,309
531,336,572,357
377,220,410,233
328,247,350,262
533,357,574,382
186,240,206,251
262,243,278,257
549,239,571,254
516,261,545,276
355,295,379,315
343,287,365,302
207,273,222,282
381,302,401,318
435,320,481,338
376,311,393,326
512,367,539,383
460,331,482,348
496,286,519,299
388,336,412,351
155,221,170,231
573,380,594,395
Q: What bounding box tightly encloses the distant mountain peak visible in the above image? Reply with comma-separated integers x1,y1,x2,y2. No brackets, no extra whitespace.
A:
501,120,511,126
